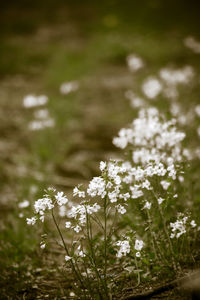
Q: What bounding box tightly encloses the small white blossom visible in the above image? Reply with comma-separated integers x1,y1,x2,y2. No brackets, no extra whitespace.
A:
134,239,144,251
74,225,81,233
40,243,46,249
18,200,30,208
100,161,107,171
60,81,79,95
116,240,130,258
143,201,151,210
65,255,72,262
73,186,85,198
136,251,141,257
55,191,68,206
116,204,126,214
190,220,197,228
158,197,164,205
126,54,144,72
26,217,37,225
142,77,162,99
23,94,48,108
161,180,171,190
65,221,71,228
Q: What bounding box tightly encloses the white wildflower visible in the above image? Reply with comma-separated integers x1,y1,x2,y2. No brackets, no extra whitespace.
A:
190,220,197,228
116,204,126,214
40,243,46,249
26,217,37,225
126,54,144,72
55,191,68,206
65,255,72,262
116,240,130,257
143,201,151,210
136,251,141,258
142,77,162,99
160,180,171,190
87,177,106,198
73,186,85,198
23,94,48,108
100,161,107,171
65,221,72,228
60,81,79,95
18,200,30,208
158,197,164,205
134,239,144,251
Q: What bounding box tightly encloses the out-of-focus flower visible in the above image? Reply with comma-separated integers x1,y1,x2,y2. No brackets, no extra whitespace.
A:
18,200,30,208
142,77,162,99
23,95,48,108
60,81,79,95
184,36,200,53
126,54,144,72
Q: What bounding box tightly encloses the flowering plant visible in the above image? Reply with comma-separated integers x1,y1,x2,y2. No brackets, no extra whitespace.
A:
26,107,198,299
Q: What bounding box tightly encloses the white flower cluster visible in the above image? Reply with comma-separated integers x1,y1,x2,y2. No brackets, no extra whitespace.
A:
184,36,200,54
68,203,101,231
23,95,48,108
87,177,106,198
170,214,196,239
116,240,130,258
142,77,162,99
116,238,144,258
60,81,79,95
134,239,144,257
126,54,144,72
26,189,68,225
113,107,186,165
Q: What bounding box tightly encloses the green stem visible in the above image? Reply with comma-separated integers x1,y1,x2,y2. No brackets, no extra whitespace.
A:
51,210,85,290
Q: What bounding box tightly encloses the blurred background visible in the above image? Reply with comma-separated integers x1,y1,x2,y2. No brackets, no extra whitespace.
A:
1,0,200,298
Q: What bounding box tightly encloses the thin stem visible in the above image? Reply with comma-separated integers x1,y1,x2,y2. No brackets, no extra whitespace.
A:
146,210,159,261
152,191,180,272
134,256,140,287
85,211,106,298
51,210,85,290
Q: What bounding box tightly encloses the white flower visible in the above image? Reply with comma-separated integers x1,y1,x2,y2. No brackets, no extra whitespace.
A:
23,94,48,108
160,180,171,190
79,250,86,257
65,255,72,262
65,221,71,228
59,205,67,217
34,109,49,119
87,177,106,198
26,217,37,225
134,239,144,251
73,187,85,198
143,201,151,210
18,200,30,208
190,220,197,228
100,161,107,171
40,215,44,222
34,197,54,215
136,251,141,257
195,105,200,117
126,54,144,72
40,243,46,249
55,191,68,206
184,36,200,53
142,77,162,99
60,81,79,95
116,240,130,257
116,204,126,214
73,225,81,233
157,197,164,205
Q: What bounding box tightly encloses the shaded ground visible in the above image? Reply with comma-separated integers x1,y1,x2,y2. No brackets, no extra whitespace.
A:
1,1,200,299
